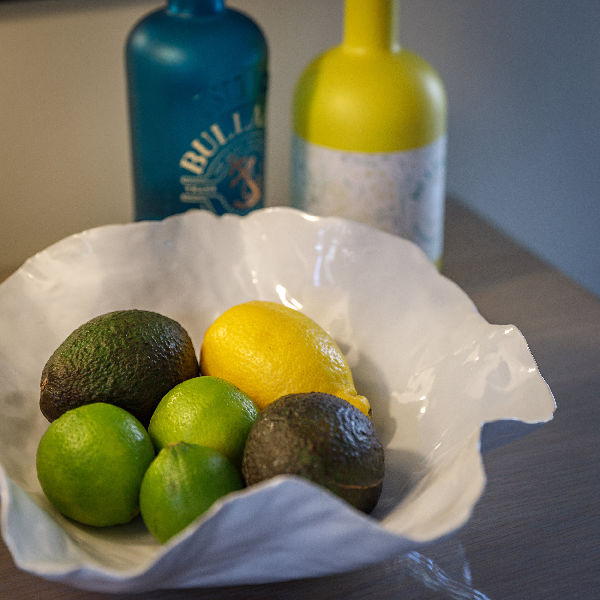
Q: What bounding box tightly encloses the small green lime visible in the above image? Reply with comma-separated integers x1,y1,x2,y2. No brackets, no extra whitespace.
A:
140,442,243,543
148,376,258,468
36,403,155,527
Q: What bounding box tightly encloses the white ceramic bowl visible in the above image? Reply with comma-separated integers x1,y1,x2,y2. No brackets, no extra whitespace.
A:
0,208,555,592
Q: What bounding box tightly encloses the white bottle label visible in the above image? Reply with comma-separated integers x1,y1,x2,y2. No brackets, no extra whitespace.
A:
291,135,447,263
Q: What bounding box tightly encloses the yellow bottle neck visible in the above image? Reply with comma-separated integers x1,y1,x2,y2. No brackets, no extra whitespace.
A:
343,0,399,52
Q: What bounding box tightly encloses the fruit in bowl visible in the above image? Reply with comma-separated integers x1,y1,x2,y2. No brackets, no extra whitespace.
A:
34,300,385,544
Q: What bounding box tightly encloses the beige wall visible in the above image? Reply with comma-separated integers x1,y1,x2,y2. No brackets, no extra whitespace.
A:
2,1,599,296
0,0,342,273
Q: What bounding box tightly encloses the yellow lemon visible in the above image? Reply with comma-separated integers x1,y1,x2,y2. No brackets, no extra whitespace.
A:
199,300,370,415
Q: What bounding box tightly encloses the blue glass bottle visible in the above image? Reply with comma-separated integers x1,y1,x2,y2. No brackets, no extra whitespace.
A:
126,0,268,221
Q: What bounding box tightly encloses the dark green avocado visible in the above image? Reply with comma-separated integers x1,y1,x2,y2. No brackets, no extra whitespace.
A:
40,309,199,426
241,392,385,513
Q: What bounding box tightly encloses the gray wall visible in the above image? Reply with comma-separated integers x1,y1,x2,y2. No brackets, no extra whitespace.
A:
1,0,598,296
401,0,600,297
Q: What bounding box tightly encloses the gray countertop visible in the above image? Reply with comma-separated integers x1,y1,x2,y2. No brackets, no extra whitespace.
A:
2,199,599,599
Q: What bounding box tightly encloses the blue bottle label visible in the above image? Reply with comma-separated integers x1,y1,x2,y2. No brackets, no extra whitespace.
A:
178,103,265,214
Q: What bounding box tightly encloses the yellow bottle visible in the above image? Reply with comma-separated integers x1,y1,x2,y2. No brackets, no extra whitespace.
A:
291,0,447,265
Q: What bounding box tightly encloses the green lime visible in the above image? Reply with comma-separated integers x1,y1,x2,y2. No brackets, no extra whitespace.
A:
148,376,258,468
36,403,155,527
140,442,243,543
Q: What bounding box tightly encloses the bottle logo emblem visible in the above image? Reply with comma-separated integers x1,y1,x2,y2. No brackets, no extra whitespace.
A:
179,104,265,215
228,155,261,210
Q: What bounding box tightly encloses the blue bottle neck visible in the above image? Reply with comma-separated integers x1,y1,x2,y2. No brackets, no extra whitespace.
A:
167,0,225,16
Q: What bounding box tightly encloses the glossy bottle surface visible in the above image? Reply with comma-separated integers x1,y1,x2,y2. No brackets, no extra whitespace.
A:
292,0,446,264
126,0,268,221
